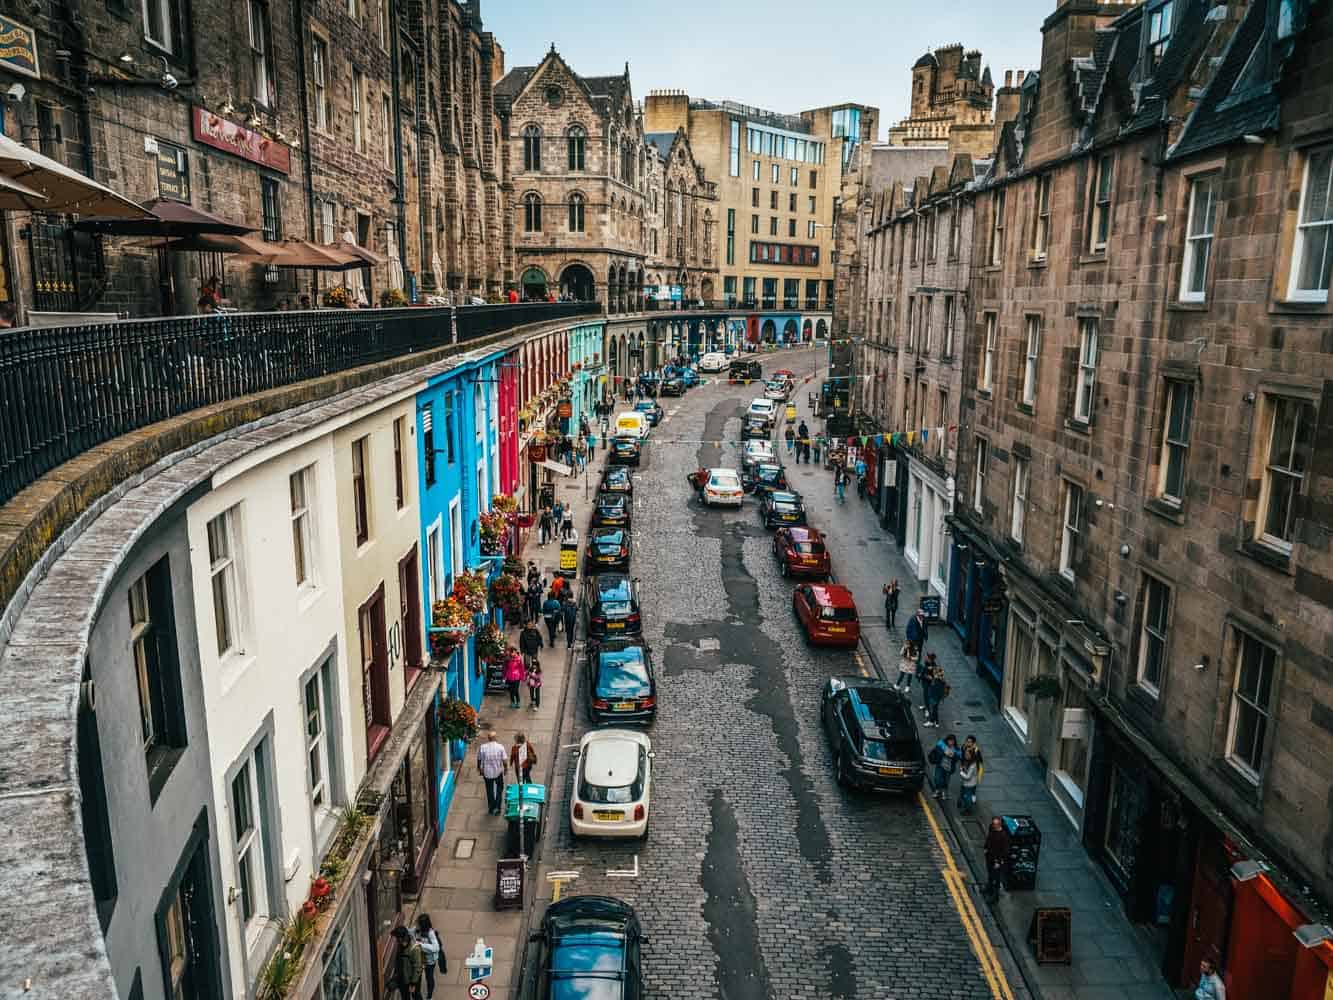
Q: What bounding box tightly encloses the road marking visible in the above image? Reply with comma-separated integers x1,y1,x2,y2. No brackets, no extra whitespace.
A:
918,791,1016,1000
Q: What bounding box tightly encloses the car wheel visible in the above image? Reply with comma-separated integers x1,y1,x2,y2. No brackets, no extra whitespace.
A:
638,816,650,841
835,751,851,787
779,559,789,578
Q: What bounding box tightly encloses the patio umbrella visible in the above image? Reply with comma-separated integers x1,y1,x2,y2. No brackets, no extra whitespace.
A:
73,198,253,237
143,233,291,257
259,238,359,269
0,132,149,217
339,231,387,266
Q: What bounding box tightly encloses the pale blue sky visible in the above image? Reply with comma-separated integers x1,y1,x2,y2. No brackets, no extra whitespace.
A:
484,0,1051,140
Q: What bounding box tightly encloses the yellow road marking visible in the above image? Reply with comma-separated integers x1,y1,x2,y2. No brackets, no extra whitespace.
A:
918,791,1016,1000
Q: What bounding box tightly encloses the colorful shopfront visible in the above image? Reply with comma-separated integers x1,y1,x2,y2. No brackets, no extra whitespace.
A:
945,515,1007,690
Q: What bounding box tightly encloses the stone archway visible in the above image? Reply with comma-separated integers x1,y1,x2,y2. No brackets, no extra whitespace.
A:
560,263,595,302
782,319,798,343
521,266,548,301
816,319,828,339
803,319,813,342
761,319,777,342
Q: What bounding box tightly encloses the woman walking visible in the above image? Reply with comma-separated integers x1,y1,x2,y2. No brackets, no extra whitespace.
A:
414,914,444,997
882,579,900,631
526,658,543,709
503,647,526,710
924,664,949,728
895,640,917,692
928,734,959,801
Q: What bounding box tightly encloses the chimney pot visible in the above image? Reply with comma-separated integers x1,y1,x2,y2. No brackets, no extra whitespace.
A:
1017,70,1026,85
1004,70,1013,86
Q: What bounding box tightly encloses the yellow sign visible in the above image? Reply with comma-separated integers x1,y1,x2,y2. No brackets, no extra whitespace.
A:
559,545,577,572
616,415,640,432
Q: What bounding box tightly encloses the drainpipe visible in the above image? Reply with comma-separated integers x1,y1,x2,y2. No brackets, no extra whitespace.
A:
388,0,408,294
291,0,317,241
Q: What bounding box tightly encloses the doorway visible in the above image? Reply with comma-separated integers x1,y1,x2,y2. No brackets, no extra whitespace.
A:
561,263,595,301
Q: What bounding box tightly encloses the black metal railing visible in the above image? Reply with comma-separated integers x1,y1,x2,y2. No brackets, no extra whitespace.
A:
0,301,596,506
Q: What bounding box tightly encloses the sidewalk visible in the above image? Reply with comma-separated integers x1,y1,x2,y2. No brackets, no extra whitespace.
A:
785,401,1174,999
405,453,605,1000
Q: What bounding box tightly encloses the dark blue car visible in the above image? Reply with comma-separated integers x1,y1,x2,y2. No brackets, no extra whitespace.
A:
532,895,646,1000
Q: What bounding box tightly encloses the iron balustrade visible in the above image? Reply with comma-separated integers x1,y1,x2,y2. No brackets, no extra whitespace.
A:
0,301,596,506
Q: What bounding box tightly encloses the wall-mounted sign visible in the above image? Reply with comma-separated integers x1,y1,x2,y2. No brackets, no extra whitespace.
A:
155,143,190,202
0,16,39,80
557,399,572,419
191,106,291,174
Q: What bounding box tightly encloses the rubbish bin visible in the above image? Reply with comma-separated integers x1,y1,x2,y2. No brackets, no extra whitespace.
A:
1003,815,1042,890
504,783,546,860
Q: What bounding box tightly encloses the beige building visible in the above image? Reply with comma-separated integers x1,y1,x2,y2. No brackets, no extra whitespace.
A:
887,44,996,157
644,92,877,312
643,129,720,303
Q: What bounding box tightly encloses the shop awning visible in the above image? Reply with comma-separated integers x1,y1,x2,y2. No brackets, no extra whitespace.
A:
74,197,252,236
0,132,151,217
538,458,573,476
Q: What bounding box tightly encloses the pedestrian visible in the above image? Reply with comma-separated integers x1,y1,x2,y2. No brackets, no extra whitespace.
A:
550,573,567,601
391,925,425,1000
957,746,983,815
538,505,553,546
883,579,900,630
561,590,578,649
784,425,795,454
526,657,543,708
586,430,597,461
895,640,917,691
414,914,444,997
813,433,824,465
854,455,868,498
928,734,959,801
983,816,1011,902
503,646,525,709
542,591,562,645
519,619,544,669
1194,959,1227,1000
575,438,588,471
798,420,810,442
525,574,544,625
561,503,575,541
834,464,846,503
510,732,538,784
477,730,507,815
917,651,936,710
552,500,564,532
925,661,949,727
906,608,929,665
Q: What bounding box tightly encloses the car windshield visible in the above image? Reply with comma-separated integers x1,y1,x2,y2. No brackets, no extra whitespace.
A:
850,687,914,731
598,496,624,511
597,578,632,601
818,605,857,621
635,402,654,412
578,754,645,803
595,648,650,697
709,473,739,487
594,530,624,546
550,934,628,1000
793,541,825,554
772,501,800,513
758,467,782,481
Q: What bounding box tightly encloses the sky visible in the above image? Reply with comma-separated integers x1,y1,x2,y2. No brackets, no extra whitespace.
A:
483,0,1053,139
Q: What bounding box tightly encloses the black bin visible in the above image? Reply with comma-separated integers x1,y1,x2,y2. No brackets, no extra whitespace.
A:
1003,814,1042,891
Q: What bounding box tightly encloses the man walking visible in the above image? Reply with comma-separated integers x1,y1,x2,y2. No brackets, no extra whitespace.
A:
519,619,544,669
477,731,507,816
390,925,425,1000
882,579,900,631
560,590,578,649
983,816,1011,903
542,591,562,646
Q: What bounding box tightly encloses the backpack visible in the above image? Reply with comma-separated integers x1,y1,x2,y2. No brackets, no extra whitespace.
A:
928,745,944,765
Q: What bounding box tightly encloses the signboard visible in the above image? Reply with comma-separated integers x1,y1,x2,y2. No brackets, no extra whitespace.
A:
528,443,547,463
919,595,942,622
155,143,190,202
559,542,578,575
1060,708,1089,741
557,399,572,419
670,284,683,301
191,106,292,174
495,858,524,910
0,16,39,79
1028,907,1072,964
469,985,491,1000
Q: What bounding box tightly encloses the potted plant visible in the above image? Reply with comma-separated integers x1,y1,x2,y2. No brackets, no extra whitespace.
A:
438,696,478,745
479,510,509,554
489,572,525,619
475,622,506,663
492,493,518,515
380,287,408,308
453,570,489,614
322,285,351,308
502,555,524,577
429,597,474,657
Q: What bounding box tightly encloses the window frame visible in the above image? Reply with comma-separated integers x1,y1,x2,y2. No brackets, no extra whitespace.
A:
142,0,176,53
1287,147,1333,302
1059,482,1082,581
980,313,996,392
1021,315,1041,407
392,417,406,510
523,192,542,233
230,749,270,943
973,437,987,513
206,507,243,659
1032,174,1051,259
351,68,364,153
1157,381,1194,505
290,465,316,588
1180,174,1218,302
1010,458,1028,544
381,93,393,169
1089,154,1114,253
1255,394,1316,552
523,124,542,171
568,191,586,233
351,436,370,546
1224,629,1277,784
1136,574,1171,696
311,35,329,132
989,189,1005,266
567,125,586,171
1074,317,1099,423
247,0,273,109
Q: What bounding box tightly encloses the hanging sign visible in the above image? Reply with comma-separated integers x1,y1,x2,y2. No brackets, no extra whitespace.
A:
155,143,191,202
557,399,572,419
0,16,39,79
191,106,291,174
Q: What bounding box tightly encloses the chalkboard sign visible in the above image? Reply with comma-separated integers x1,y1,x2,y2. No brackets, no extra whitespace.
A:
920,595,942,621
982,595,1007,614
495,858,525,910
1028,907,1071,964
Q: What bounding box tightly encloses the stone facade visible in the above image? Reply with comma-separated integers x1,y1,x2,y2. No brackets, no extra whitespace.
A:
643,128,719,303
888,43,996,156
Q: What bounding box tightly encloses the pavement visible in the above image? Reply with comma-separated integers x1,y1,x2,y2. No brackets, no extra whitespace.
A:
403,343,1170,1000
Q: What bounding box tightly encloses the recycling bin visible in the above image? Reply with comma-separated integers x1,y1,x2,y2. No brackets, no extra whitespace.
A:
1003,814,1042,891
504,783,546,860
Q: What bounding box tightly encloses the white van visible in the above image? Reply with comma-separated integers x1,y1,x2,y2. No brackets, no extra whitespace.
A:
614,411,649,441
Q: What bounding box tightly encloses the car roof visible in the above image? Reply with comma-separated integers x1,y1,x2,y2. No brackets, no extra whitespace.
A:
581,735,645,788
591,527,625,541
749,397,775,406
807,583,856,608
708,468,739,479
592,571,631,589
785,526,821,540
596,492,626,504
767,491,801,503
545,893,637,930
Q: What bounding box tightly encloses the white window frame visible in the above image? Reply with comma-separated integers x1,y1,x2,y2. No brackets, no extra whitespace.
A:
426,521,443,604
1180,175,1217,301
1021,315,1040,406
1136,575,1170,696
1288,147,1333,302
1089,154,1113,253
1256,394,1316,551
942,295,955,357
1010,458,1028,544
449,497,463,579
923,296,933,355
207,507,243,658
1224,630,1276,784
129,574,158,751
304,663,338,847
142,0,174,52
311,37,329,131
980,313,996,392
377,0,388,48
1158,381,1193,505
318,200,335,246
351,69,364,153
382,94,393,169
973,437,987,513
1074,317,1099,423
989,189,1005,265
1060,482,1082,581
290,465,316,589
248,0,272,108
231,752,270,944
1032,174,1051,259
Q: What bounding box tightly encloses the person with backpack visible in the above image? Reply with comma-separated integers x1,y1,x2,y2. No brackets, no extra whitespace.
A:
927,733,959,801
542,591,562,646
924,663,950,728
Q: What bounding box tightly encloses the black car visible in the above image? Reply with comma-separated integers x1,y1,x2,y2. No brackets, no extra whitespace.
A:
758,489,807,528
633,399,663,426
741,414,770,441
587,638,656,724
742,462,788,494
609,435,642,466
820,677,925,793
531,895,646,1000
601,465,634,495
659,377,686,397
729,358,762,381
585,573,642,639
585,526,631,572
593,491,632,530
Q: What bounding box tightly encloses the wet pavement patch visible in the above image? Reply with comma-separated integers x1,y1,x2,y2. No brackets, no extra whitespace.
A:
702,790,772,1000
820,940,860,999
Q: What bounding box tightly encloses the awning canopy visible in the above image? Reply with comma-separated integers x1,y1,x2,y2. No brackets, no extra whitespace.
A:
0,132,150,217
258,238,361,269
74,197,252,236
537,458,573,476
132,233,292,257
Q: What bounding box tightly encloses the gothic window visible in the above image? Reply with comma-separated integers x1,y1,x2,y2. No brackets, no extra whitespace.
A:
569,193,585,233
523,125,541,171
567,125,586,171
523,192,542,232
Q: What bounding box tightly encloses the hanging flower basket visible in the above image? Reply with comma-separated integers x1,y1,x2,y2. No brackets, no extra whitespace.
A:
492,493,518,515
438,697,478,742
489,573,525,619
429,597,474,657
475,623,506,663
453,570,489,614
502,555,524,578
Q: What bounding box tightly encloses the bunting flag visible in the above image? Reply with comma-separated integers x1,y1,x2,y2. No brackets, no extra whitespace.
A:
907,432,916,446
921,429,929,445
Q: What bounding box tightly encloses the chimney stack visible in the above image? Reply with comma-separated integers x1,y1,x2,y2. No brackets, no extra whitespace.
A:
993,69,1024,150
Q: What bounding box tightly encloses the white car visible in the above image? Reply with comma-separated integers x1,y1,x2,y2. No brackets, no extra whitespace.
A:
763,380,789,401
698,352,728,372
748,398,778,427
703,468,744,507
570,729,653,839
742,439,775,466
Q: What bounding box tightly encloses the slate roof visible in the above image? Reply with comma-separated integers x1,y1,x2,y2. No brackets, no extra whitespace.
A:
1072,28,1120,119
913,51,938,69
495,66,535,101
1124,0,1212,135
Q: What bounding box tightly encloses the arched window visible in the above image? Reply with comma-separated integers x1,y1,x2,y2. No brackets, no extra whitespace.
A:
567,126,586,170
523,125,541,171
568,192,585,233
523,192,542,232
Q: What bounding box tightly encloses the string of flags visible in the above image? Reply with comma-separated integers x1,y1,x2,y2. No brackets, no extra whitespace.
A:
587,426,959,448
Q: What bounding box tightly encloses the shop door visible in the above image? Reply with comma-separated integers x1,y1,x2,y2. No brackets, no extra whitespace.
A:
1179,838,1232,986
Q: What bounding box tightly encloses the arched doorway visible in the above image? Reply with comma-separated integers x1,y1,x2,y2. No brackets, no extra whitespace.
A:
816,319,828,339
700,277,715,303
560,263,595,302
782,319,798,343
803,319,813,342
761,319,777,342
521,267,548,301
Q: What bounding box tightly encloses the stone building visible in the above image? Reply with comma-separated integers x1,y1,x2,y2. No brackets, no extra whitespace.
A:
644,89,877,312
887,43,996,156
643,127,719,304
494,48,651,311
0,0,508,318
949,0,1333,993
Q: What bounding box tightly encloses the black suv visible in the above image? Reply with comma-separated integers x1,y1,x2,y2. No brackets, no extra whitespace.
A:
593,491,632,530
585,573,642,639
532,895,646,1000
729,358,762,381
820,677,925,793
587,638,656,725
758,489,807,528
601,466,634,494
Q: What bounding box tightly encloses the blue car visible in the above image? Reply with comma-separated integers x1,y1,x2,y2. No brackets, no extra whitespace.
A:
680,367,700,388
532,895,646,1000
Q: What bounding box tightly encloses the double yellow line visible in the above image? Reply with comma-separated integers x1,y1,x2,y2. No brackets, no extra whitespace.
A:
918,792,1016,1000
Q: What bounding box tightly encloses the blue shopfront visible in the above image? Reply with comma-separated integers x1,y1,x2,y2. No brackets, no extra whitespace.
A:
567,321,604,431
946,517,1007,691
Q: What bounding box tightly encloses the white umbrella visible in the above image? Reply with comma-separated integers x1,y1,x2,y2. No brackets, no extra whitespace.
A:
0,132,148,217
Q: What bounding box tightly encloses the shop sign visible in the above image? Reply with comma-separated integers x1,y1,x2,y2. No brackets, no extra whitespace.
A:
495,858,524,910
155,143,191,202
1060,708,1089,741
528,443,547,463
0,16,39,79
557,399,572,419
920,595,942,621
191,106,292,174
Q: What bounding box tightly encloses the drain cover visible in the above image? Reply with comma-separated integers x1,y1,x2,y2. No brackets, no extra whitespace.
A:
965,700,984,707
454,838,476,860
968,715,987,722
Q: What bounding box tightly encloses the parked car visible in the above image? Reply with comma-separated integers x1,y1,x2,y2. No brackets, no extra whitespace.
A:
741,439,776,472
601,466,634,494
609,434,642,465
585,526,632,572
820,677,925,793
747,398,778,429
569,730,653,839
531,895,647,999
633,399,663,426
585,573,642,639
587,638,657,725
659,377,686,397
615,411,650,440
741,414,770,441
702,468,744,507
792,583,861,647
729,358,762,381
593,491,632,529
763,380,790,401
758,489,807,528
698,351,728,372
773,526,831,578
742,462,787,494
680,367,700,388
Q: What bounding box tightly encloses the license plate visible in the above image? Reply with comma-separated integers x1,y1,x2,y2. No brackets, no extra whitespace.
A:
878,766,904,776
593,810,624,821
608,621,624,630
782,514,798,521
613,701,636,711
827,626,846,633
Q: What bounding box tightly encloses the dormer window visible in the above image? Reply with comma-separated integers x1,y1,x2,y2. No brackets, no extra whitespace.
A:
1147,1,1174,68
